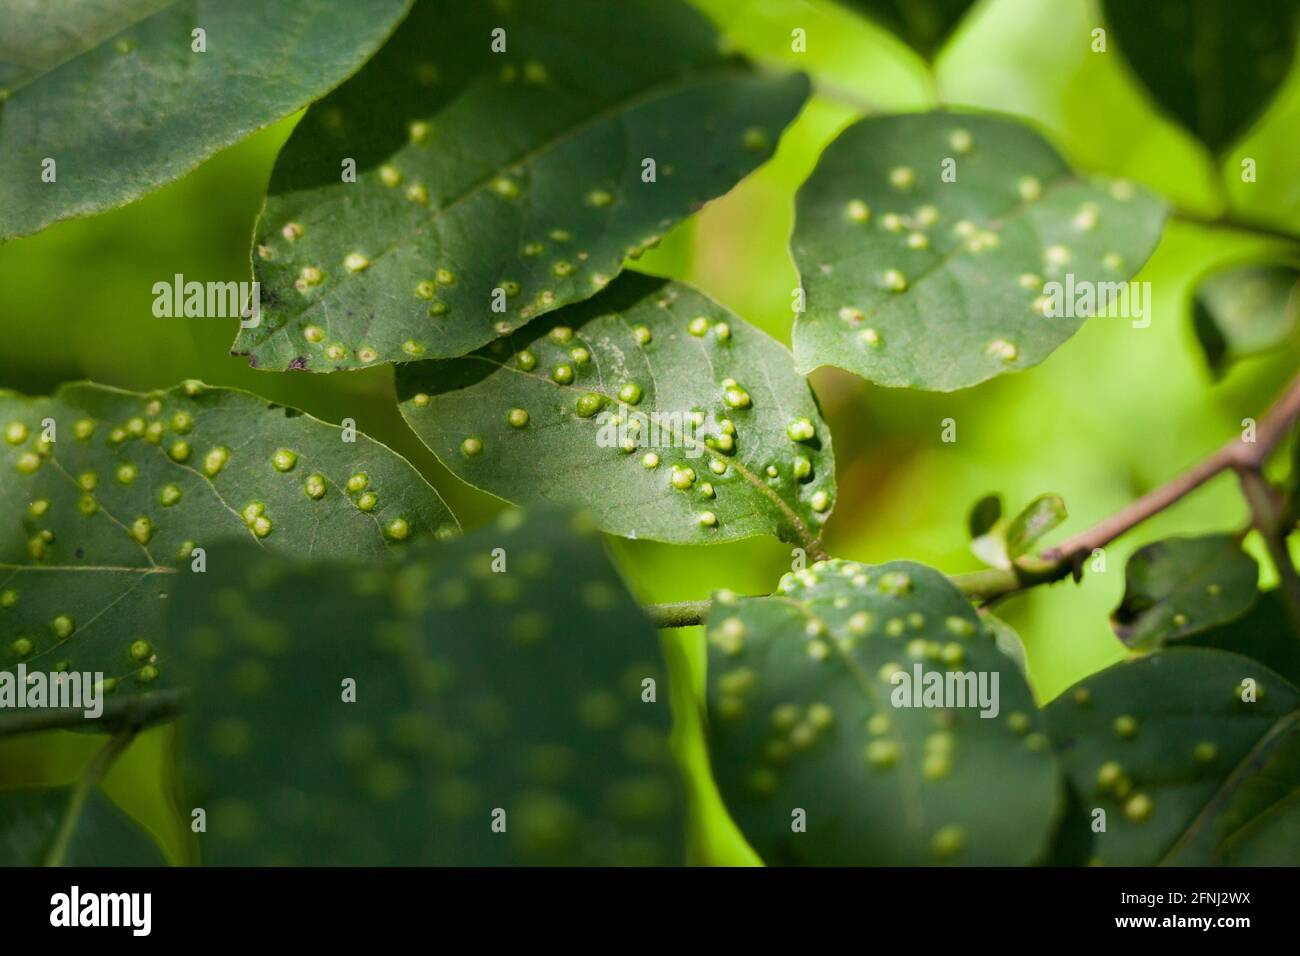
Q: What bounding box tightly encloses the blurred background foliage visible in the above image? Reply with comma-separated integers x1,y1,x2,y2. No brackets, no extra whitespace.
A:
2,0,1298,865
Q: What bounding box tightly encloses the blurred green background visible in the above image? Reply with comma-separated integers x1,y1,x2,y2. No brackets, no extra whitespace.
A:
3,0,1298,865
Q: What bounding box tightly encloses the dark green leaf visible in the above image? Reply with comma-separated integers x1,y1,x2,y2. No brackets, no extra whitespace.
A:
397,274,835,548
1193,263,1300,377
169,509,683,865
1043,648,1300,865
233,0,810,371
1184,590,1300,688
1102,0,1300,153
0,382,456,727
0,786,165,865
835,0,978,59
704,559,1061,865
966,492,1002,540
1111,534,1258,650
0,0,413,240
792,111,1167,391
1005,493,1066,560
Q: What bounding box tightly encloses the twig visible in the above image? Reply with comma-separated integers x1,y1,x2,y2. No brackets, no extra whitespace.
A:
44,727,137,867
646,368,1300,623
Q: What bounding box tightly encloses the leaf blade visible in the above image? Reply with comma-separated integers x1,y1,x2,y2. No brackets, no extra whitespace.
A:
792,111,1167,391
396,274,835,547
234,0,810,370
0,0,414,239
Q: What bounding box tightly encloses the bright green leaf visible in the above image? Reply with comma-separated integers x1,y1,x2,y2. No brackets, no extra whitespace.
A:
1043,648,1300,865
0,382,456,727
1102,0,1300,154
169,509,683,865
704,559,1061,865
232,0,810,371
0,786,165,865
0,0,414,240
397,274,835,548
791,111,1167,391
1110,534,1258,650
1005,493,1066,560
1193,263,1300,377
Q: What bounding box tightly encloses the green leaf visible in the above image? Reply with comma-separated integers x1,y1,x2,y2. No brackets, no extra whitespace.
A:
0,0,413,240
979,609,1031,687
397,274,835,548
1102,0,1300,154
791,111,1167,391
1185,590,1300,689
0,381,456,728
704,559,1061,865
835,0,977,59
1004,493,1066,560
1193,263,1300,377
169,509,683,865
966,492,1002,540
0,786,165,865
1111,535,1258,650
1042,648,1300,865
232,0,810,371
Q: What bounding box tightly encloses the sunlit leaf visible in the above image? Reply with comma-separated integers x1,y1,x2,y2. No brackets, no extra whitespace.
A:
792,111,1167,391
397,274,834,548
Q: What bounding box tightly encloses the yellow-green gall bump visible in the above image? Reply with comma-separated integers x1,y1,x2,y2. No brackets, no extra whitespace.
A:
137,664,160,683
461,438,483,457
552,364,574,385
882,269,907,292
15,452,39,474
130,516,154,545
169,440,190,462
386,518,411,541
203,447,229,477
272,449,298,472
846,199,871,223
129,639,153,661
618,383,643,405
670,466,695,490
116,463,138,484
507,408,529,428
159,484,182,507
1193,741,1217,764
73,419,95,440
1124,792,1153,823
305,474,327,499
346,473,369,493
930,825,965,858
889,166,916,190
5,421,29,444
0,590,17,609
51,615,75,639
11,637,33,658
698,511,718,528
865,739,900,769
688,316,710,336
787,417,815,442
632,325,652,345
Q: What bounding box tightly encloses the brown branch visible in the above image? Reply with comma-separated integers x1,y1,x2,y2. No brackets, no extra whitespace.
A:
648,369,1300,623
